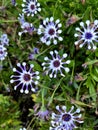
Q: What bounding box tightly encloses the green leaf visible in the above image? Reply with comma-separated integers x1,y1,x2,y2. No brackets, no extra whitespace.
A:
90,73,98,82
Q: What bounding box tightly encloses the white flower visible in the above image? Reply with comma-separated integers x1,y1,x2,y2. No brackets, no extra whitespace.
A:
10,62,40,94
74,20,98,50
42,50,70,78
50,105,84,130
38,17,63,45
0,45,7,61
22,0,41,17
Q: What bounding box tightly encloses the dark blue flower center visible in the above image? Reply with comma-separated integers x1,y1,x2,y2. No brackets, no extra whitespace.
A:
48,28,55,35
62,114,71,122
23,74,31,81
30,4,35,10
85,32,92,39
53,60,60,67
0,51,3,54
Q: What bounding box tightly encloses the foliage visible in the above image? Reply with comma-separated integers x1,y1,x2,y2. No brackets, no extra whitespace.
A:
0,0,98,130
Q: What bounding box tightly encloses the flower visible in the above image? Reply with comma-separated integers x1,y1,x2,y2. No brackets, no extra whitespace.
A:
42,50,70,78
35,109,50,120
38,17,63,45
18,14,35,36
29,47,39,60
0,34,9,46
50,105,84,130
22,0,41,17
10,62,40,94
0,45,7,61
74,20,98,50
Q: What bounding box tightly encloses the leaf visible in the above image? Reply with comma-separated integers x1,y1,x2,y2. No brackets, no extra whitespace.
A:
85,77,97,101
83,6,92,21
90,73,98,82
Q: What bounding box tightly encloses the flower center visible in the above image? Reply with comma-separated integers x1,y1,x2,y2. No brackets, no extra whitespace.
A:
48,28,55,35
53,60,60,67
30,4,35,10
0,51,3,54
23,74,31,81
85,32,92,39
62,114,71,122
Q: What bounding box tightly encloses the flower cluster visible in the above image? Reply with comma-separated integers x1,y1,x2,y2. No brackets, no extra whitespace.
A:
10,62,40,94
74,20,98,50
42,50,70,78
50,105,83,130
7,0,90,129
38,17,63,45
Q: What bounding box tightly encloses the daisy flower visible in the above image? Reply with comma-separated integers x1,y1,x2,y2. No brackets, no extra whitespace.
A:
35,109,50,120
74,20,98,50
10,62,40,94
0,34,9,46
22,0,41,17
50,105,84,130
0,45,7,61
38,17,63,45
42,50,70,78
18,14,35,36
29,47,39,60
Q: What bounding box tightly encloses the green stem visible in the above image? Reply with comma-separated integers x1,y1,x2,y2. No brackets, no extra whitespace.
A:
70,60,75,83
35,44,55,58
48,77,64,106
41,87,45,110
27,117,35,130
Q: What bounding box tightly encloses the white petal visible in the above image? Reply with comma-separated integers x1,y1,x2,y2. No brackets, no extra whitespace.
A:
50,17,54,22
86,20,90,26
80,22,84,27
58,23,62,27
25,90,29,94
56,19,60,24
58,37,63,41
66,60,71,64
63,53,67,58
65,67,70,72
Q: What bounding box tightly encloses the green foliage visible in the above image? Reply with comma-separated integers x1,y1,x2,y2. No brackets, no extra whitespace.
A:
0,0,98,129
0,94,21,130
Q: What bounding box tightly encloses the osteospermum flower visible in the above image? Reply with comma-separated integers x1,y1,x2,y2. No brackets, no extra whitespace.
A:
0,45,7,61
38,17,63,45
0,34,9,46
50,105,84,130
29,47,39,60
10,62,40,94
74,20,98,50
35,109,50,120
22,0,41,17
18,14,35,36
42,50,70,78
